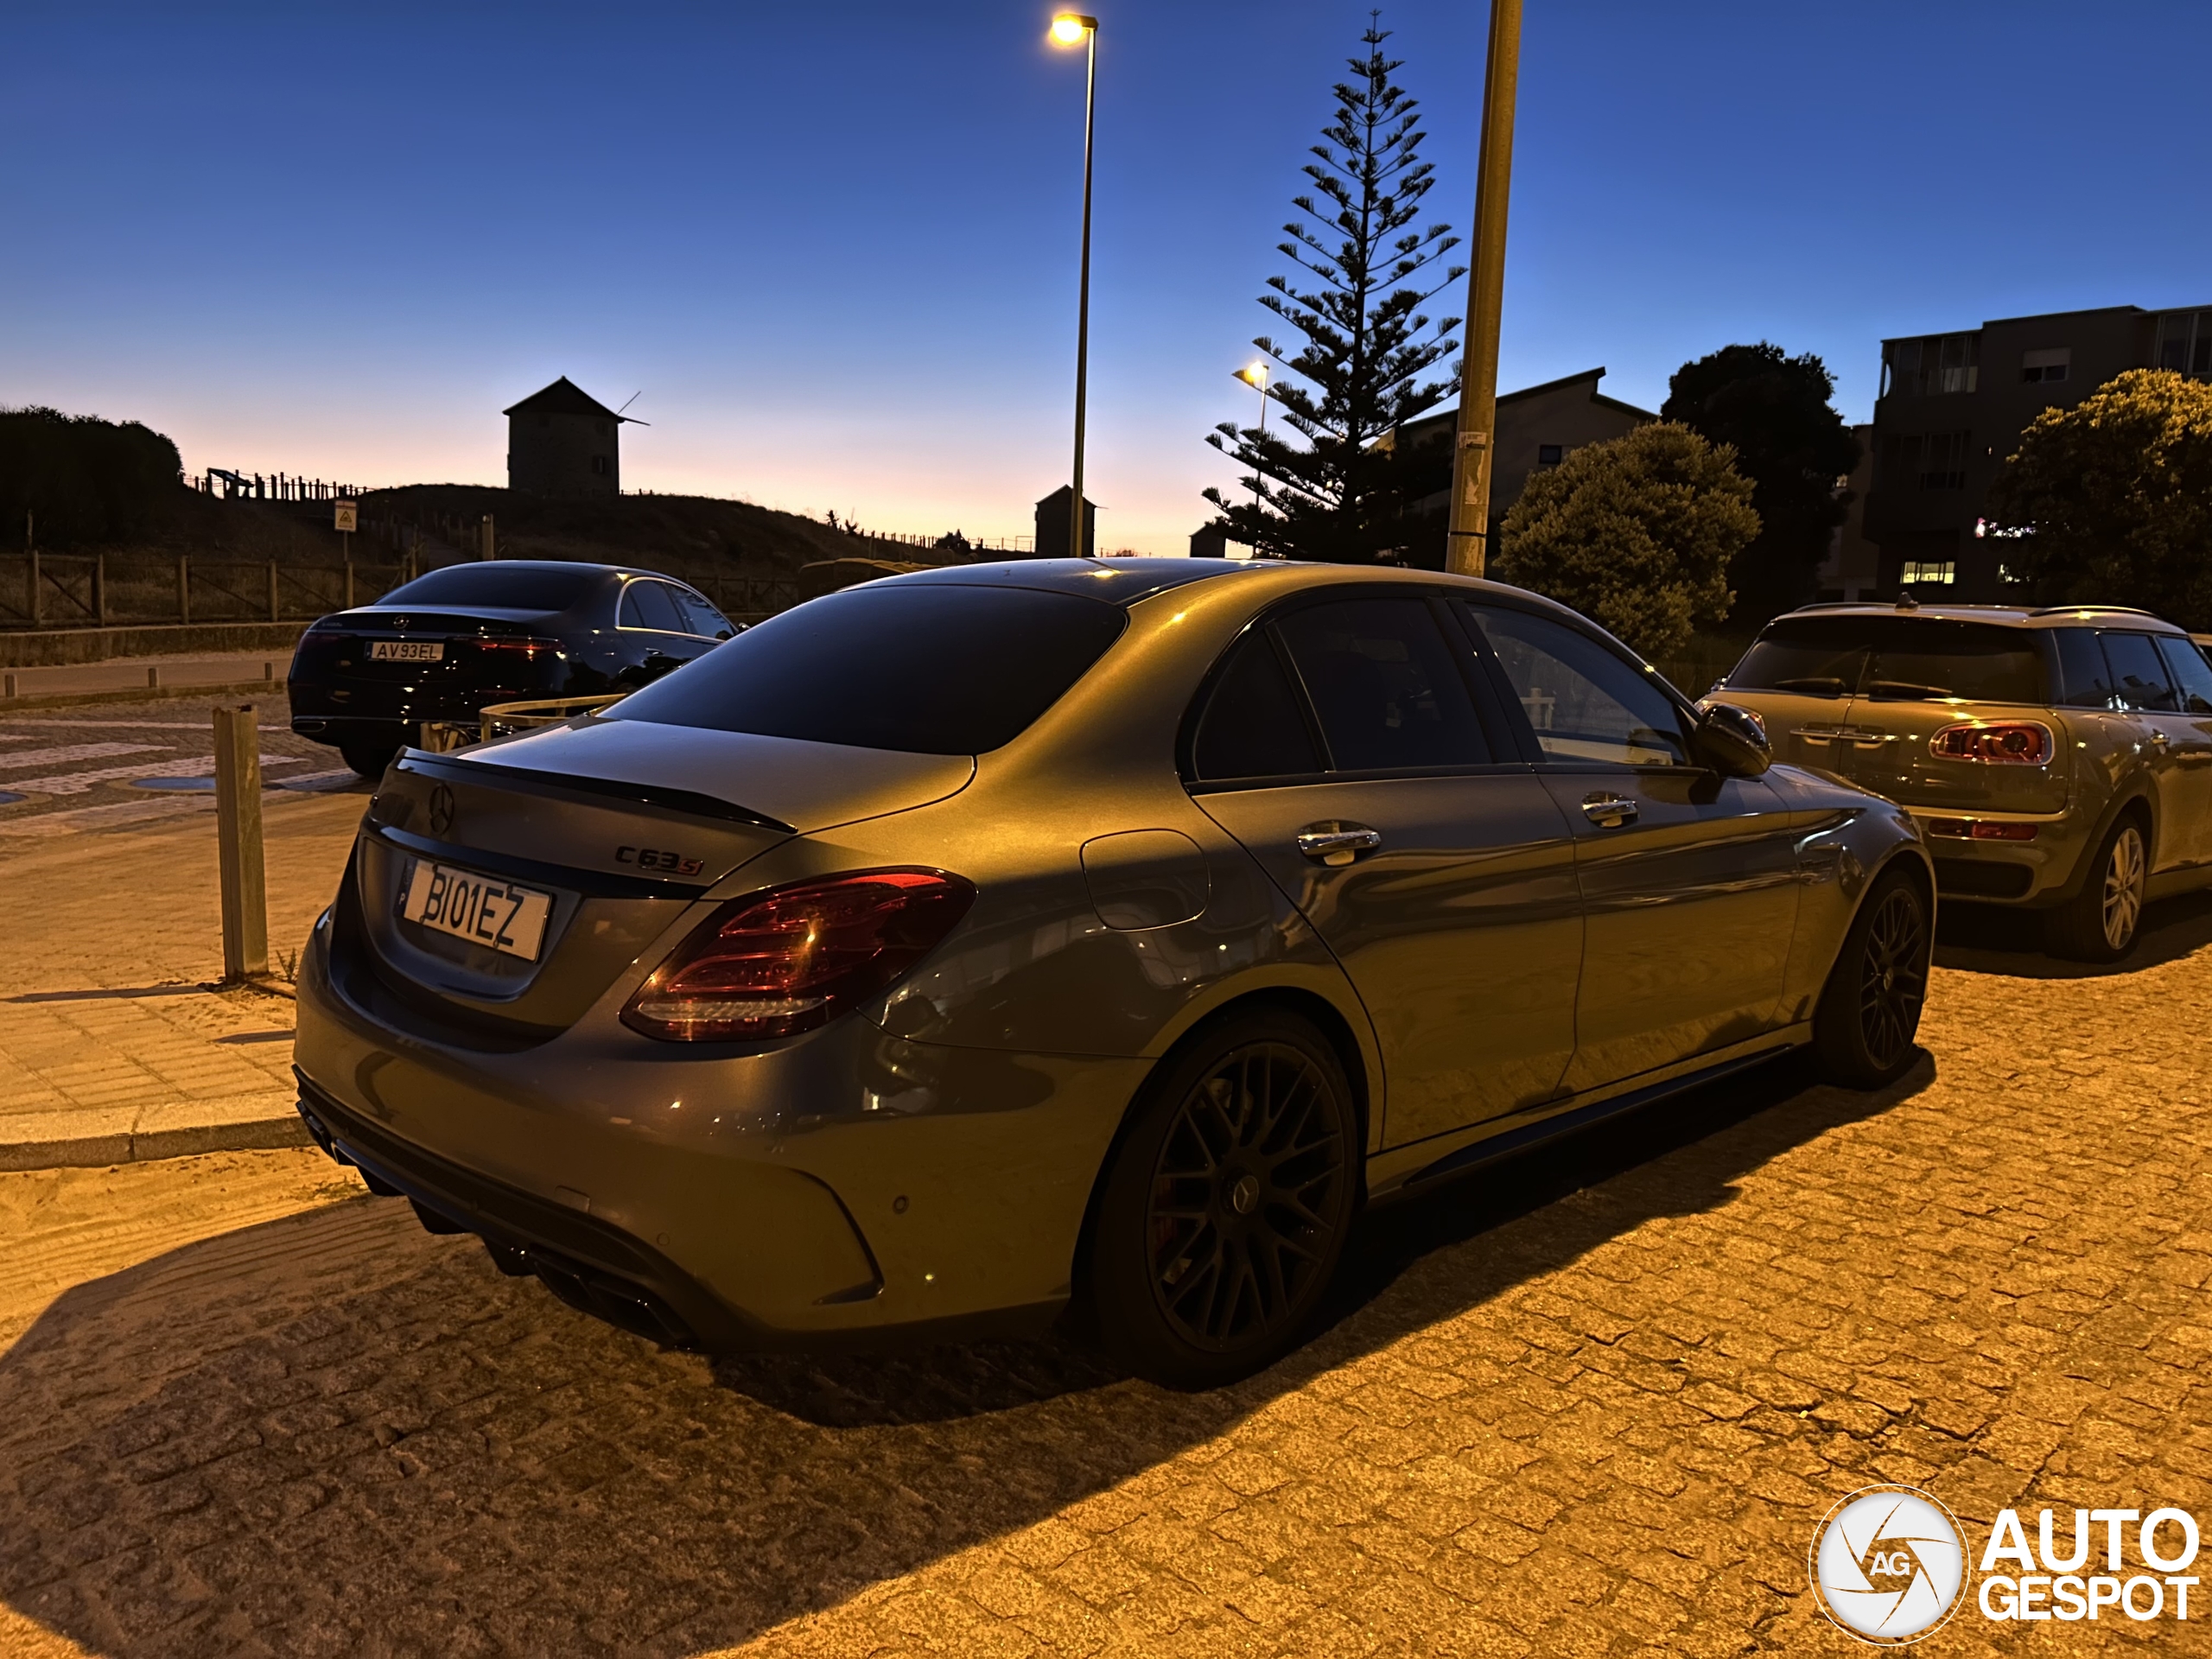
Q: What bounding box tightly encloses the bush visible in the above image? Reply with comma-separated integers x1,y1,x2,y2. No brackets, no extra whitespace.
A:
0,406,183,547
1494,422,1758,659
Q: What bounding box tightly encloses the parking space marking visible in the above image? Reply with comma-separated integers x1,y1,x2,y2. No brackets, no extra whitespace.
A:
0,743,168,772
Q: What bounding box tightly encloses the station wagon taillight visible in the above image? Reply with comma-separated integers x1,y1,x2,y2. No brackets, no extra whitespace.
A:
1929,721,2053,766
621,869,976,1042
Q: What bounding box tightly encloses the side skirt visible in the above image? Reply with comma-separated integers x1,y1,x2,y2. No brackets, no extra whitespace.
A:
1364,1026,1812,1203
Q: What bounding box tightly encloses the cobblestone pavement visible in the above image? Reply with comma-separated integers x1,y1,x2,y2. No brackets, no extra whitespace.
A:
3,899,2212,1656
0,772,366,1161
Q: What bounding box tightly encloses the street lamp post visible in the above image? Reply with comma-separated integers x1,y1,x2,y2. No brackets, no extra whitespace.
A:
1232,362,1269,512
1052,12,1098,560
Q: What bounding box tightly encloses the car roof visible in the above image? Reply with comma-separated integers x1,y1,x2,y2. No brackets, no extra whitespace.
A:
1773,601,2187,634
880,557,1264,605
879,556,1600,621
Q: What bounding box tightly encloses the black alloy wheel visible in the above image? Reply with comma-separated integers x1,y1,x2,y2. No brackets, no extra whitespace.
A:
1814,869,1930,1088
1854,883,1929,1073
340,742,397,780
1090,1012,1357,1388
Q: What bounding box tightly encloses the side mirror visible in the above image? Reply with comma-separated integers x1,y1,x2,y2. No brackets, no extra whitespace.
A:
1694,701,1771,778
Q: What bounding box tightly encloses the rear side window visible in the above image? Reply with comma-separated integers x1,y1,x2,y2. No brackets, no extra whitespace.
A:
1275,599,1492,772
1731,616,2045,703
2156,636,2212,715
1190,632,1322,782
2051,629,2116,707
619,580,685,632
381,565,599,611
608,583,1126,754
1465,603,1691,766
2099,632,2178,711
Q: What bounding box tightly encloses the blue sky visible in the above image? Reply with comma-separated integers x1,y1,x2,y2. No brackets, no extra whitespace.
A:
4,1,2209,552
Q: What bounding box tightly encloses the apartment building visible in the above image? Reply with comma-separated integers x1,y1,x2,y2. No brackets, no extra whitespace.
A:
1866,304,2211,601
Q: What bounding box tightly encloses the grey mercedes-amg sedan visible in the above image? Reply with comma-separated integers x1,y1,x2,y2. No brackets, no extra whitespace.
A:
294,558,1933,1386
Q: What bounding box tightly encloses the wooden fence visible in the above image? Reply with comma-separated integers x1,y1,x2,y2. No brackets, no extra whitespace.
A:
0,553,411,629
0,552,804,631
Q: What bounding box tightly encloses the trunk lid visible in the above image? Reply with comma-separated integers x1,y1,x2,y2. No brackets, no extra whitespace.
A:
1820,696,2072,816
294,606,567,692
350,718,975,1036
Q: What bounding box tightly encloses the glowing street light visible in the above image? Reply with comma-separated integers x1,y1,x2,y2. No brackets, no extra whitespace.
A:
1232,361,1270,435
1051,12,1099,559
1231,363,1271,512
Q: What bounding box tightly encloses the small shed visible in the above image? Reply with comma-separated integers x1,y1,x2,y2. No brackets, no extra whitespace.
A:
1032,486,1097,558
505,378,632,499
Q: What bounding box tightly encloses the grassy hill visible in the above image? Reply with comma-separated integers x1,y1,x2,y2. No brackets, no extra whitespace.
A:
362,484,897,591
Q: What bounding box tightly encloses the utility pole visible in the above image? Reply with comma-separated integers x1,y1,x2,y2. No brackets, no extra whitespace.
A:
1446,0,1523,579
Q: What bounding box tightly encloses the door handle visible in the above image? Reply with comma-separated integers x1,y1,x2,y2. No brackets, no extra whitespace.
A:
1295,825,1382,866
2151,730,2171,749
1580,793,1638,828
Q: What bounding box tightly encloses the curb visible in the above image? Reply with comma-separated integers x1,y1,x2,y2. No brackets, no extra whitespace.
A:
0,1100,312,1172
0,677,285,712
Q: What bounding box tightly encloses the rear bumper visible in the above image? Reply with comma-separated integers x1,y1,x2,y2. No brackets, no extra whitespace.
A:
292,905,1142,1352
1909,809,2084,906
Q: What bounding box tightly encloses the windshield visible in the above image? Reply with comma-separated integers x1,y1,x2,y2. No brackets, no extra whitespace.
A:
608,582,1128,753
1729,616,2047,703
380,565,601,611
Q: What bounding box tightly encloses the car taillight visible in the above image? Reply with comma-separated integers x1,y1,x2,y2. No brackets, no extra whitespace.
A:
1929,721,2053,765
477,637,563,659
621,869,976,1042
1929,818,2038,841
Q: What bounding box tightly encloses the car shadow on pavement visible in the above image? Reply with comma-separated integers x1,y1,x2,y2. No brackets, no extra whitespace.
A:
0,1052,1930,1658
1934,887,2212,978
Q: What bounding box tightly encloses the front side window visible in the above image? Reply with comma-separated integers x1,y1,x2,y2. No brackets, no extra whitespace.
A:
1464,603,1691,767
2099,632,2178,712
1274,599,1492,772
609,582,1126,754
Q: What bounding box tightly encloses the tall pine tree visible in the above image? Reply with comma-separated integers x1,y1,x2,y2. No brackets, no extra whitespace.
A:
1203,18,1464,563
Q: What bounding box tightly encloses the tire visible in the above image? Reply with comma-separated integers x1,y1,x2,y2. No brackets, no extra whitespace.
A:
2044,814,2148,963
340,742,397,779
1086,1010,1358,1389
1812,868,1931,1088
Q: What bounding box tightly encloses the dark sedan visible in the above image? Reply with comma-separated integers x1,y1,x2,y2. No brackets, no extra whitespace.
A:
289,561,736,776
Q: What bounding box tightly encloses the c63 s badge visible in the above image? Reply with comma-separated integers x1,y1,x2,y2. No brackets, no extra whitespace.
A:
618,845,704,876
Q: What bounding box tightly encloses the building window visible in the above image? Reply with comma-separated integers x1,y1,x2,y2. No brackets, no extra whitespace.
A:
2155,310,2212,377
1880,430,1971,491
1883,332,1980,397
1536,444,1563,467
1901,560,1956,585
2020,347,2069,384
591,455,608,476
